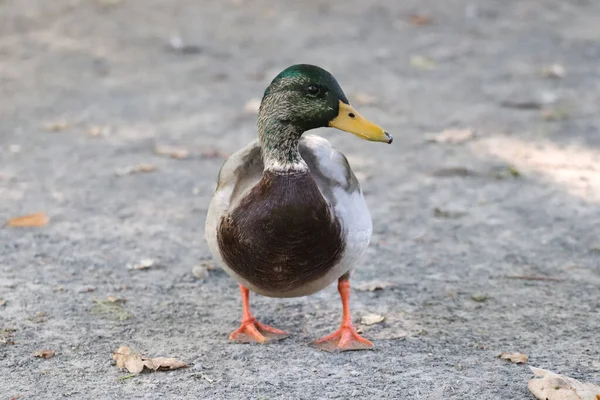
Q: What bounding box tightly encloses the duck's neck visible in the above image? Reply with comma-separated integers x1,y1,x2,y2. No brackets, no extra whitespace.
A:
257,108,308,174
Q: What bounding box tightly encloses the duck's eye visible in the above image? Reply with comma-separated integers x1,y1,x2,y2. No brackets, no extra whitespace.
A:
306,85,320,97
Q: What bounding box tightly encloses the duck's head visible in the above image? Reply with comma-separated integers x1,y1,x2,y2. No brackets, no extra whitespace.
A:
259,64,392,144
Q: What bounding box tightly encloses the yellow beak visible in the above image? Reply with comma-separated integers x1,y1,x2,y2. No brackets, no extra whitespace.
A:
328,101,392,144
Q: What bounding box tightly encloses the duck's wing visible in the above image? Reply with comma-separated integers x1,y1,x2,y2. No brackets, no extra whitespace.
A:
205,140,263,263
300,134,372,272
299,134,361,199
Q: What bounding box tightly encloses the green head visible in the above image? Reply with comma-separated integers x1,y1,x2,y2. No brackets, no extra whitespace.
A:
262,64,349,131
258,64,391,170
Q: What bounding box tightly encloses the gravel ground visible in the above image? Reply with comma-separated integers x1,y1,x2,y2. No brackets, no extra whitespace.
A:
1,0,599,399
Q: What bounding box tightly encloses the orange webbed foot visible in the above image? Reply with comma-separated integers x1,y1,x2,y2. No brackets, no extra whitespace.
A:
229,318,289,344
311,324,373,352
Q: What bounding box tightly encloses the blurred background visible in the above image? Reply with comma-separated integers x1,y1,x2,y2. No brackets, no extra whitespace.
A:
0,0,599,399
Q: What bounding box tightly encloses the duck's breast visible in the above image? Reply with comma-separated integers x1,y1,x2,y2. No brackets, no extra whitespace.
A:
217,170,345,296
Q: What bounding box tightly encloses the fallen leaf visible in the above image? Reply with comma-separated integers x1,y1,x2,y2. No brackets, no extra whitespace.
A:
44,120,69,132
127,258,155,270
528,366,600,400
541,64,566,79
410,55,437,70
409,14,433,25
9,144,21,153
113,346,188,374
426,129,475,144
153,145,189,160
115,163,157,176
33,349,56,359
0,298,6,307
243,98,262,114
113,346,144,374
360,313,385,326
498,352,528,364
142,357,189,371
91,299,132,321
355,281,396,292
6,212,49,228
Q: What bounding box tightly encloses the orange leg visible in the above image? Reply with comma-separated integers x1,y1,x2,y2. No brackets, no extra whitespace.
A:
229,284,288,344
312,277,373,352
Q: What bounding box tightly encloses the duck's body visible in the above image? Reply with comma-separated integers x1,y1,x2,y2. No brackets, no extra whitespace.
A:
204,64,391,351
205,134,372,298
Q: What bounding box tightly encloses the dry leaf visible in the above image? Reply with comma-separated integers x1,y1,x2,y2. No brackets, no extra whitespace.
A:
153,145,189,160
528,367,600,400
0,298,6,307
113,346,188,374
128,258,155,270
6,212,49,228
360,313,385,326
142,357,188,371
409,14,433,25
410,55,437,70
113,346,144,374
8,144,22,153
355,281,396,292
498,352,528,364
44,120,69,132
426,129,475,144
33,349,56,359
243,98,262,114
115,163,157,176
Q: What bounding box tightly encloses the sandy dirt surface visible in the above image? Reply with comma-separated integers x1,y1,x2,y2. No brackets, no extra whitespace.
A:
1,0,599,399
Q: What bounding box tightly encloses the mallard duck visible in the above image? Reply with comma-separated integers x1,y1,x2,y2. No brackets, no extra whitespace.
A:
205,64,391,352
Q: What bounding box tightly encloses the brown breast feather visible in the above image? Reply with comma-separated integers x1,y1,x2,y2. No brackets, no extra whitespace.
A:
217,170,345,294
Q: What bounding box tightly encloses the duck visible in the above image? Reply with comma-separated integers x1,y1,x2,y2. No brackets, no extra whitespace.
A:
205,64,392,352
